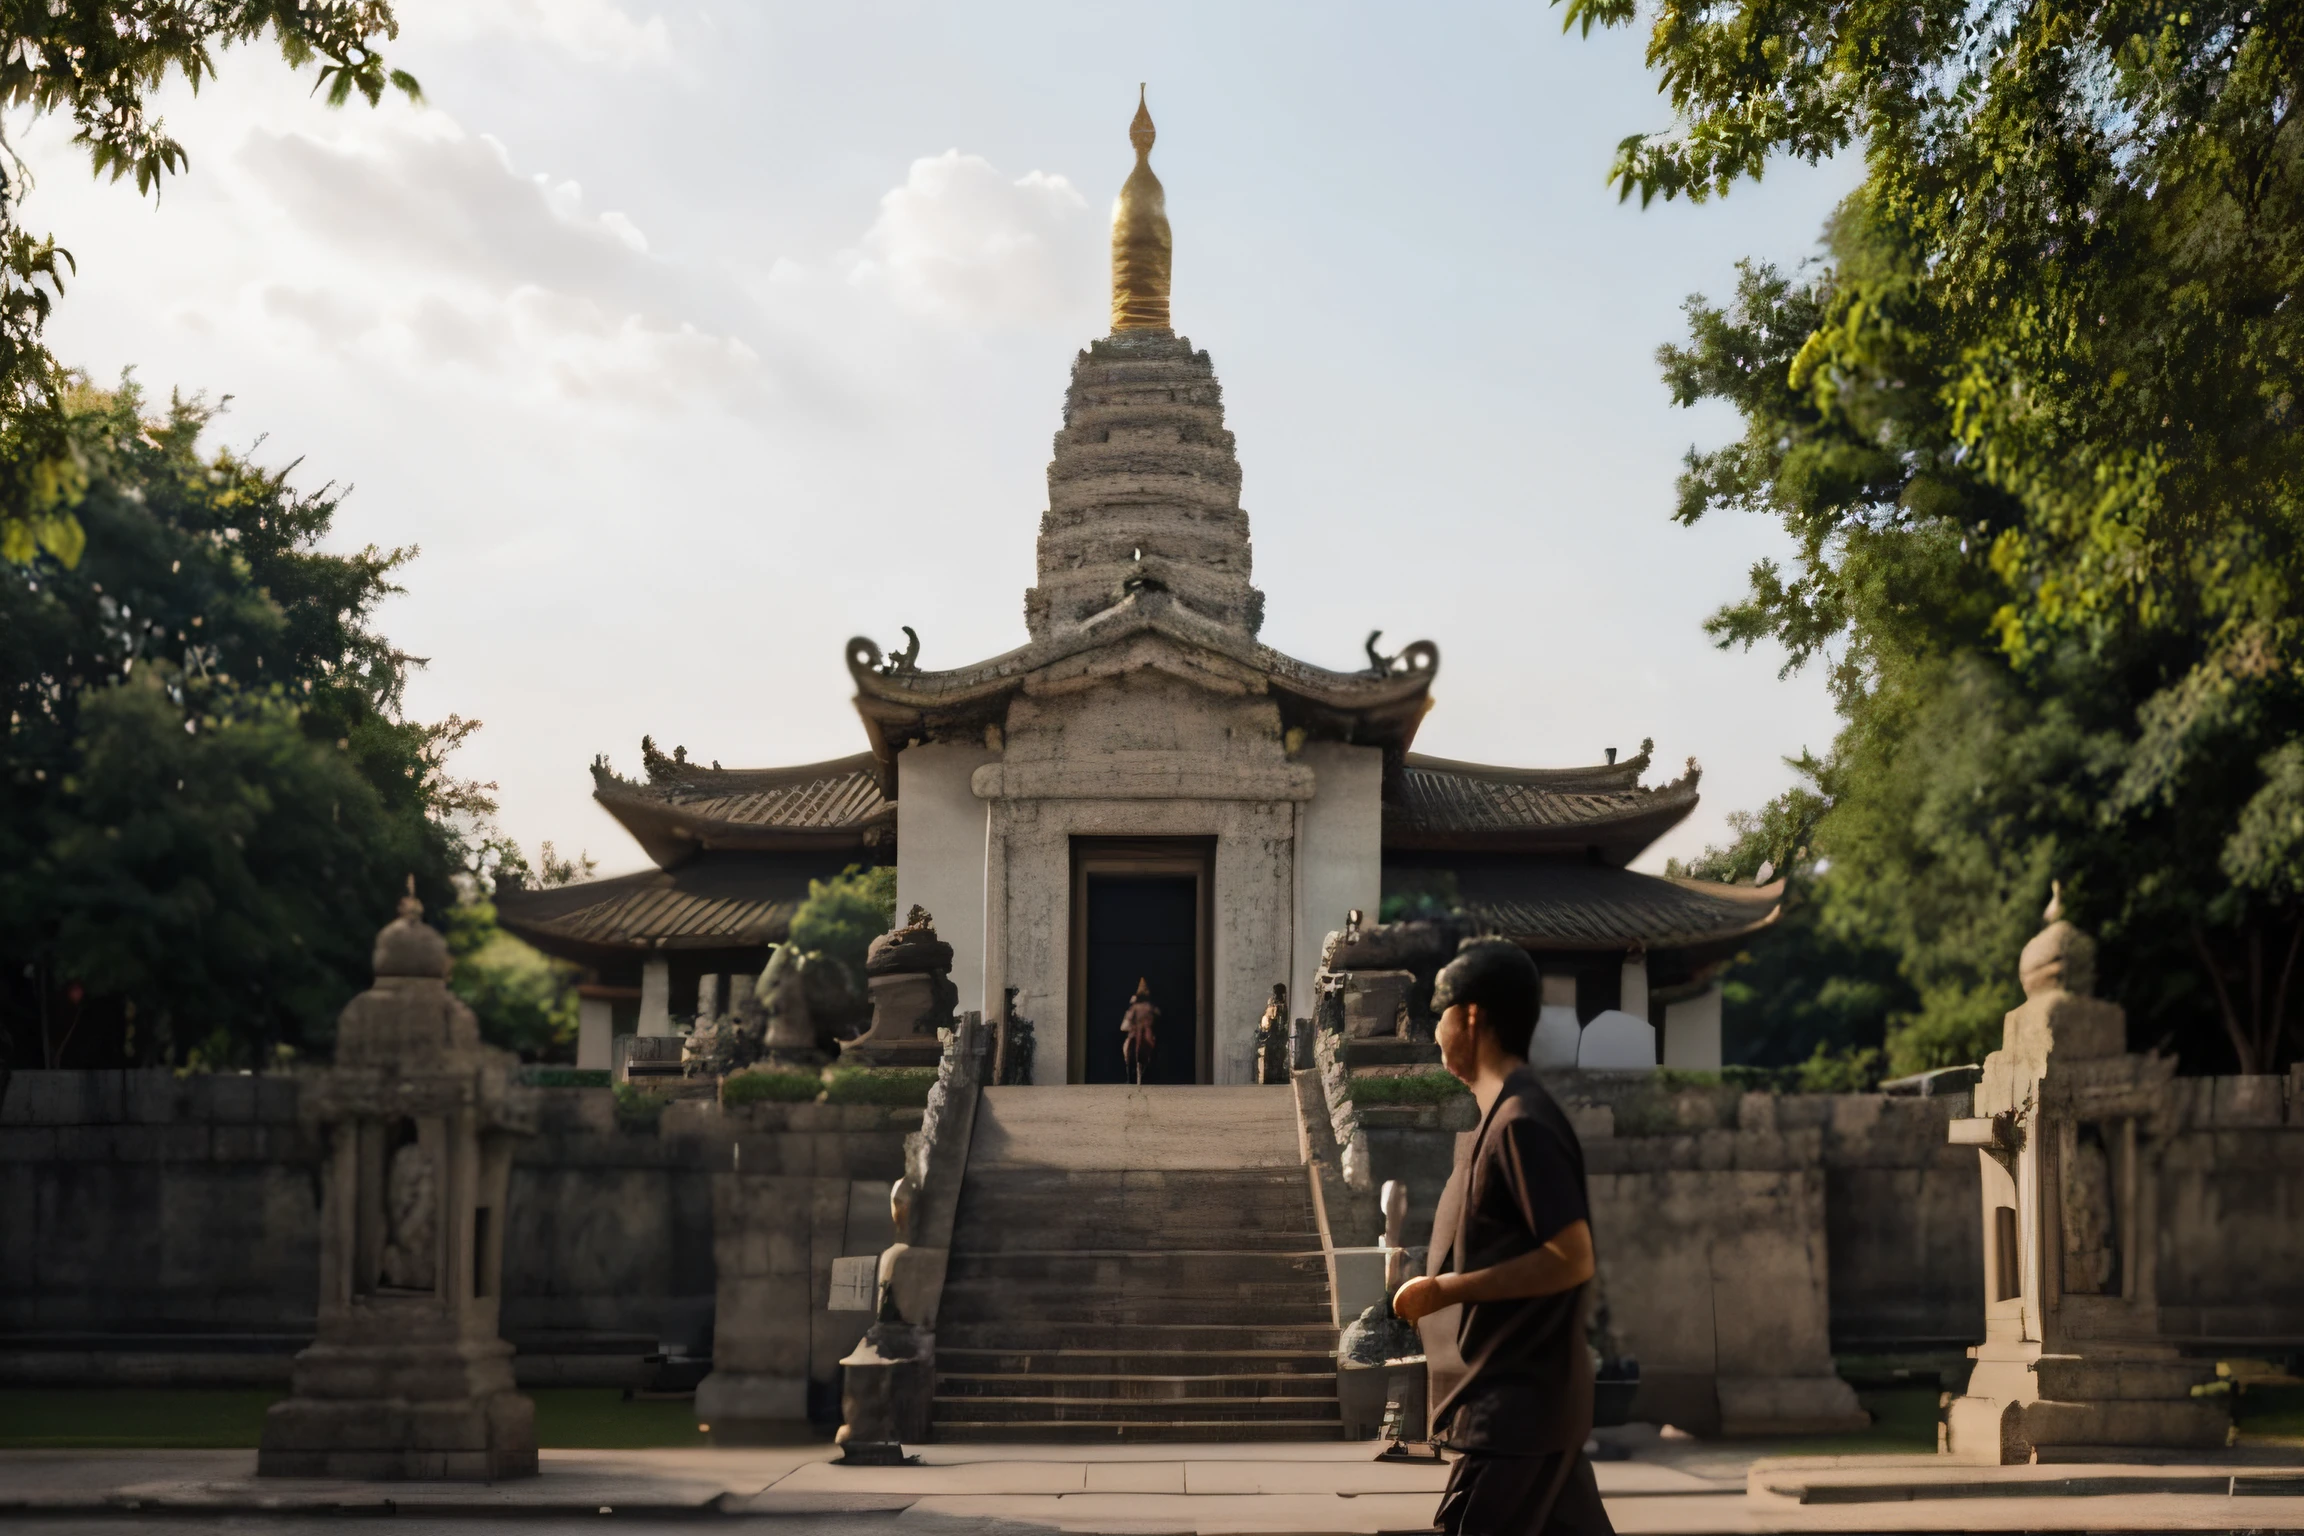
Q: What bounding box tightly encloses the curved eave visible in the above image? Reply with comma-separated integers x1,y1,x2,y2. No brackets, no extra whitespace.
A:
592,751,896,871
495,869,806,967
1384,773,1702,867
847,590,1438,773
1436,864,1785,956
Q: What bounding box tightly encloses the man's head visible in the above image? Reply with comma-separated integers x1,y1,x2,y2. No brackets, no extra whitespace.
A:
1431,940,1540,1082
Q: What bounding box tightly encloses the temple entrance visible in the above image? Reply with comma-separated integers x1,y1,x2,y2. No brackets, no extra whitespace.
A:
1070,839,1210,1084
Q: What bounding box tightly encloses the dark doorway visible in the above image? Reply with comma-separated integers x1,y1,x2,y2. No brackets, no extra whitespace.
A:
1070,840,1211,1084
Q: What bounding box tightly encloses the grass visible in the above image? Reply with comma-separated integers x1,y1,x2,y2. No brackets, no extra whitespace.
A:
2234,1382,2304,1442
1739,1386,1940,1455
0,1389,710,1450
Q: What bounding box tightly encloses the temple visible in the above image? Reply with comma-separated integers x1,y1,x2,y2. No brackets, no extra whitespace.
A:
500,95,1779,1080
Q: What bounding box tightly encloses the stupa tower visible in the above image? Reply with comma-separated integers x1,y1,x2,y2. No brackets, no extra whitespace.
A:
1023,88,1265,640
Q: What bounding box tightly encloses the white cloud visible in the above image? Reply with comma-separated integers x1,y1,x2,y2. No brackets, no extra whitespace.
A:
847,150,1096,327
227,115,762,412
394,0,675,66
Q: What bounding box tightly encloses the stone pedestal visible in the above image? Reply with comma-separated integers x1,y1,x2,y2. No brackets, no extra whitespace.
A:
259,895,537,1480
1943,893,2228,1464
841,909,956,1069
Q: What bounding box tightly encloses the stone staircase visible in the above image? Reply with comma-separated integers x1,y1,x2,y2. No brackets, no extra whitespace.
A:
933,1086,1342,1443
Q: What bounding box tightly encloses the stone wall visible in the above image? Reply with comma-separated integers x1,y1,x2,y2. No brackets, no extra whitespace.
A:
8,1066,2301,1417
0,1071,914,1405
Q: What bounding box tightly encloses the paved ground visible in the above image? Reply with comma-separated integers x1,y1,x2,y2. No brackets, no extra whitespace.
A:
6,1438,2303,1533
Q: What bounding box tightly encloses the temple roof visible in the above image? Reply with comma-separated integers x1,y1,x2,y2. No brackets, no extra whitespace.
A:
493,857,817,964
1444,862,1783,956
590,750,893,870
849,588,1437,785
1384,744,1702,866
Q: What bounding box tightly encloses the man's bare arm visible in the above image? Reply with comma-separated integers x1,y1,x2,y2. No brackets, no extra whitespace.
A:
1391,1219,1594,1323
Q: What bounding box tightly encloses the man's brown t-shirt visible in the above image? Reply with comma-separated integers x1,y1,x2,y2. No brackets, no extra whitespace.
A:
1427,1064,1593,1454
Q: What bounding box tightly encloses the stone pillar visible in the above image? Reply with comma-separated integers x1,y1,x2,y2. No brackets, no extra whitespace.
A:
259,893,537,1480
1533,972,1581,1069
576,990,613,1071
1619,951,1649,1022
1942,889,2228,1464
696,973,722,1024
639,956,672,1036
1661,982,1723,1071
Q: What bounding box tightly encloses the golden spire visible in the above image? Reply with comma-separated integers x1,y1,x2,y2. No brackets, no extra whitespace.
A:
1111,84,1172,332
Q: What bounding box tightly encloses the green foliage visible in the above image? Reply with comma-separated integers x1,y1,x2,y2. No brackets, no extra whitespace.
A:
0,4,414,569
1378,869,1463,924
1343,1070,1469,1106
520,1067,609,1089
611,1081,668,1129
1595,0,2304,1072
819,1064,935,1106
1,384,488,1069
720,1067,822,1107
1795,1043,1885,1095
444,899,577,1062
789,863,896,984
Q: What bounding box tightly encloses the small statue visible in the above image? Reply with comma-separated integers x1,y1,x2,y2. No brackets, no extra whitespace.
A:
1255,982,1289,1085
378,1138,437,1291
1120,978,1159,1085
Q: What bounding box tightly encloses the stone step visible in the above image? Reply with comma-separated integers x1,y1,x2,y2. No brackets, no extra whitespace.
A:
938,1348,1336,1377
944,1249,1328,1289
936,1289,1330,1328
932,1393,1342,1425
965,1086,1301,1173
953,1225,1323,1254
933,1419,1345,1444
937,1371,1339,1402
938,1322,1339,1353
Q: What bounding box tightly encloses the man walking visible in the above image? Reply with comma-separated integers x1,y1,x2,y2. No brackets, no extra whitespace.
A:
1392,940,1611,1536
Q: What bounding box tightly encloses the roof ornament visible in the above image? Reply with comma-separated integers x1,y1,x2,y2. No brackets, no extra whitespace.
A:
1362,634,1440,678
876,626,922,677
1111,84,1172,332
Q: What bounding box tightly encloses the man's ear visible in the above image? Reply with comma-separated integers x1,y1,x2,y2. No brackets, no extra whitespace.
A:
1462,1000,1483,1042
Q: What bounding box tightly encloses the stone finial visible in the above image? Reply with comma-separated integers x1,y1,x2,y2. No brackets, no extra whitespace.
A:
372,878,451,980
2018,879,2097,999
866,912,954,977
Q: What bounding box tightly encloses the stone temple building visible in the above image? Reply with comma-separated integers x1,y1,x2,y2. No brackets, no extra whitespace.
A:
500,95,1780,1082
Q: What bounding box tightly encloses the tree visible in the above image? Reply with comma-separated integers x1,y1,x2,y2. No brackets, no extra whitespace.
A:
789,864,898,991
1582,0,2304,1070
1,382,485,1069
0,3,414,567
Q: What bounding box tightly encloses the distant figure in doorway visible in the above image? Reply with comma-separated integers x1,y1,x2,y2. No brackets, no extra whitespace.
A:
1120,977,1160,1085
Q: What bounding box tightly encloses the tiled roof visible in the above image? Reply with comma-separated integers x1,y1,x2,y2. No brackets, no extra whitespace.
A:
1442,862,1782,952
1385,749,1701,866
591,752,894,869
494,856,830,960
846,589,1438,770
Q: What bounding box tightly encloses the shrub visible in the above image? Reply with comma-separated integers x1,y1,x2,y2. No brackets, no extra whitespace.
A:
521,1067,610,1089
612,1082,669,1129
721,1068,823,1107
1344,1070,1468,1106
821,1065,937,1106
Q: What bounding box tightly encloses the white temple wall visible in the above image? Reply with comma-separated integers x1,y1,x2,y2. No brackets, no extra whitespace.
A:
1290,742,1383,1024
894,742,998,1015
1662,981,1724,1071
974,673,1310,1085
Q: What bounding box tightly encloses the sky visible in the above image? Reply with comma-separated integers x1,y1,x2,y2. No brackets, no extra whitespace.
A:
21,0,1861,878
